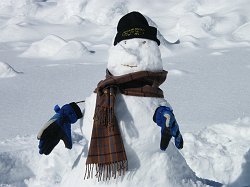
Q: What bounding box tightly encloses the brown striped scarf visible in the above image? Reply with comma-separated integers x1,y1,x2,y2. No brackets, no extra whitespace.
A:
85,69,167,181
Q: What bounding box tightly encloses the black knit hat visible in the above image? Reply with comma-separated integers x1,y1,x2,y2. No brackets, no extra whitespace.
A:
114,11,160,46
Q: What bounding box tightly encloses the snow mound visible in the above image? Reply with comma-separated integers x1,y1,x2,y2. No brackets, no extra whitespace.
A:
208,38,250,49
60,143,211,187
233,22,250,41
0,0,38,16
0,24,41,42
168,69,190,76
57,0,128,25
0,133,86,187
145,16,181,49
182,117,250,186
20,35,66,58
169,0,248,36
0,133,211,187
54,41,90,60
0,0,250,47
0,62,20,78
176,12,212,38
20,35,92,60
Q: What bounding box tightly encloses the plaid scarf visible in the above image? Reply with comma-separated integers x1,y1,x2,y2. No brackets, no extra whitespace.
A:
85,69,167,181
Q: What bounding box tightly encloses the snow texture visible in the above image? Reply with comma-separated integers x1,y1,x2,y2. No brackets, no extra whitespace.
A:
0,61,20,78
108,39,163,76
182,118,250,186
20,35,91,60
0,0,250,186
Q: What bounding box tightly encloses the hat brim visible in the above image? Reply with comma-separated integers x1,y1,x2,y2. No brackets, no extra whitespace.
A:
114,26,160,46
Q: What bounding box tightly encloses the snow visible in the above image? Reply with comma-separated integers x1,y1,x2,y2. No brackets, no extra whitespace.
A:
168,69,188,76
20,35,67,58
233,22,250,41
0,0,250,186
0,134,86,187
75,0,127,25
182,118,250,186
60,93,208,187
108,39,162,76
0,22,42,43
0,61,20,78
20,35,92,60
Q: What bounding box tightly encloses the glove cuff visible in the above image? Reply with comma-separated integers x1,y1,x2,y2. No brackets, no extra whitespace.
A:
69,102,83,119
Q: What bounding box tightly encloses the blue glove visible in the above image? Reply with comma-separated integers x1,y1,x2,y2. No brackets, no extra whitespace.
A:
153,106,183,150
37,102,83,155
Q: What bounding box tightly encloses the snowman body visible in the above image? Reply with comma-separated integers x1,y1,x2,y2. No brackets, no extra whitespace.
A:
84,38,168,143
61,39,207,186
83,39,172,172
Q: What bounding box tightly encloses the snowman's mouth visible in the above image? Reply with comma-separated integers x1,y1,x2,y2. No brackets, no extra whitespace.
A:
121,64,138,68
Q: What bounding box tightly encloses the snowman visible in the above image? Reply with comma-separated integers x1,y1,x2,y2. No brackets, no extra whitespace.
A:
37,12,209,187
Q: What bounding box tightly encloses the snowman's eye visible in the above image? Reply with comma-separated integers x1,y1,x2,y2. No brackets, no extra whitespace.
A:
142,41,146,44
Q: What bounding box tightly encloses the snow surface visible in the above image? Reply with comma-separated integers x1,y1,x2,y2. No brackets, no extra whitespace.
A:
61,93,209,187
20,35,92,60
0,0,250,186
0,61,20,78
182,117,250,186
108,39,163,76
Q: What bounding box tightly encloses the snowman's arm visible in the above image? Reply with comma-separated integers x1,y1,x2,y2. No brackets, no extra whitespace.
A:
153,106,183,150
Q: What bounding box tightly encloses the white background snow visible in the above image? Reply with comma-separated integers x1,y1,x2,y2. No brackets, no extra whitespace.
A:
0,0,250,186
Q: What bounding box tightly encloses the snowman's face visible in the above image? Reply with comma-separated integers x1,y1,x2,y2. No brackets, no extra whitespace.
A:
107,38,163,76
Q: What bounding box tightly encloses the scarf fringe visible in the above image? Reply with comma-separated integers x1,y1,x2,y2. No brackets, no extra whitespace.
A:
84,161,128,181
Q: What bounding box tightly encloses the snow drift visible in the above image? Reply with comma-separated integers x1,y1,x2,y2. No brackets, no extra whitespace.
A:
0,134,86,187
20,35,92,60
182,118,250,186
233,22,250,41
0,61,20,78
0,23,41,43
0,0,250,46
0,133,215,187
57,0,128,25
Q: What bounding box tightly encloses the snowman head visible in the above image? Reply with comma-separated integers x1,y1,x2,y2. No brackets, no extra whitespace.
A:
107,11,163,76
